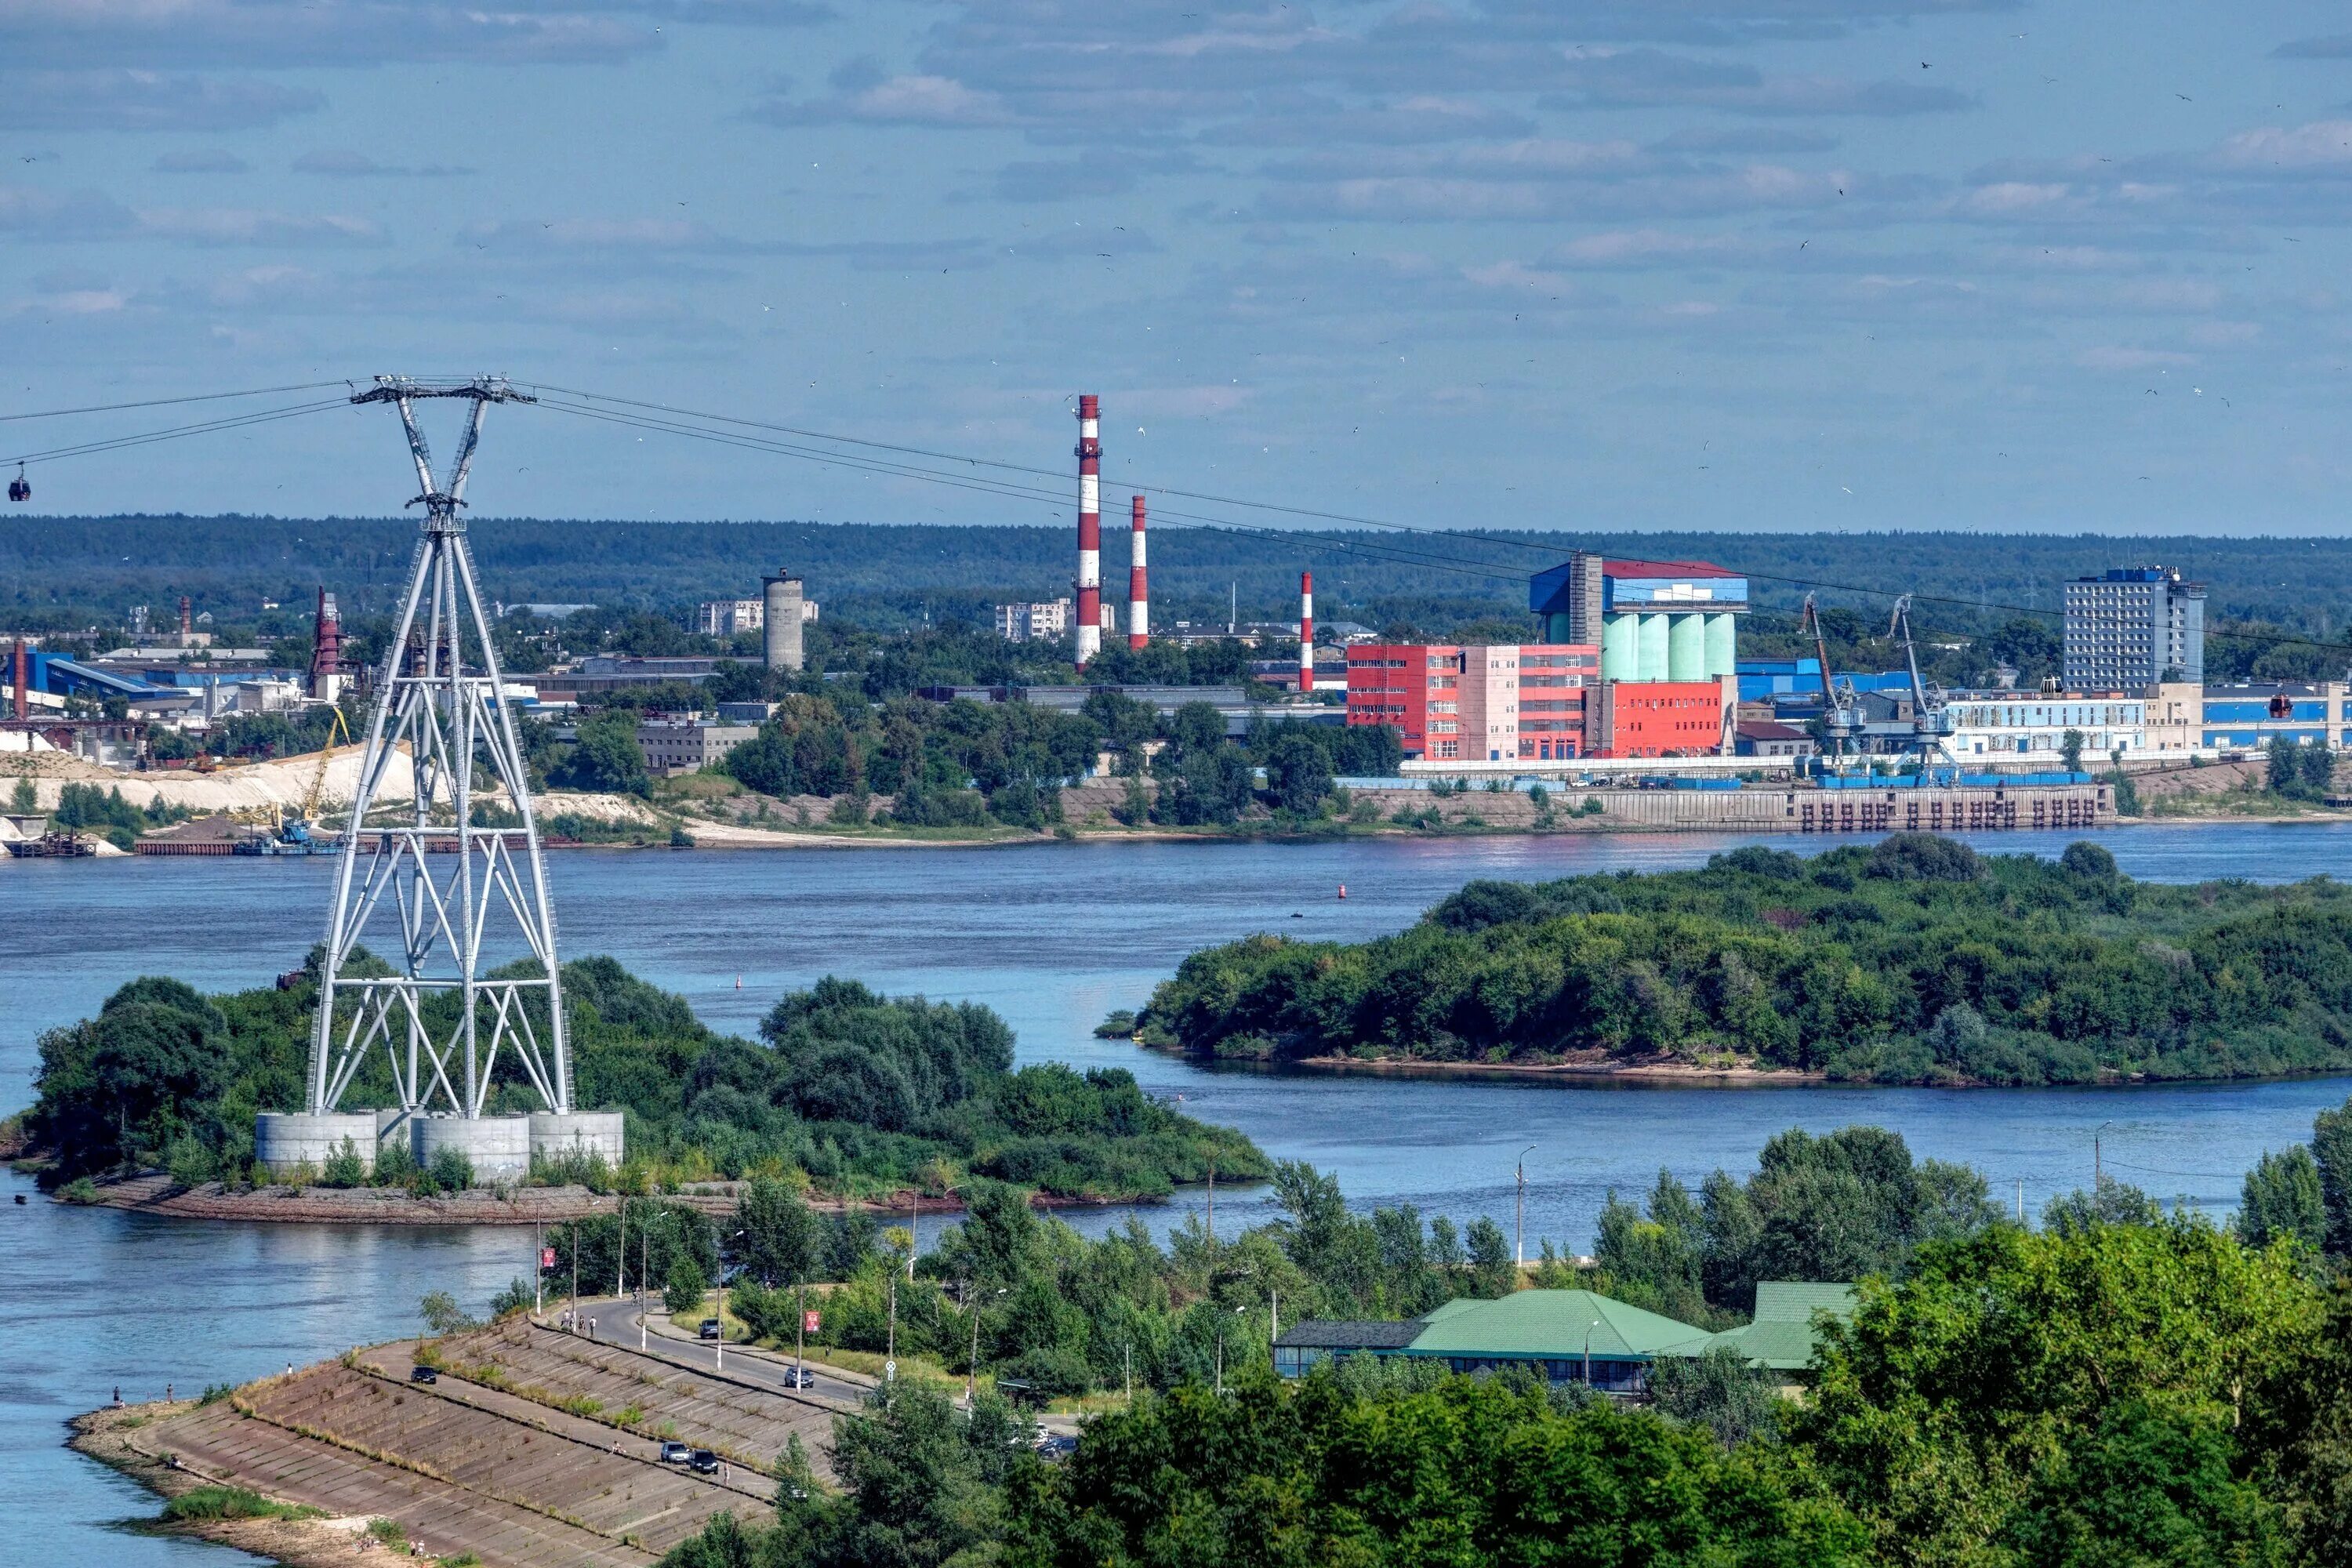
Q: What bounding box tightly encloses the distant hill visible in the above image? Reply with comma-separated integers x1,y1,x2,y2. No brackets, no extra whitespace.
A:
6,515,2347,642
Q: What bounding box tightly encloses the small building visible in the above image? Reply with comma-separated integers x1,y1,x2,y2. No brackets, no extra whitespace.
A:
1734,719,1816,758
996,599,1073,642
636,719,758,777
697,597,765,637
1273,1283,1854,1395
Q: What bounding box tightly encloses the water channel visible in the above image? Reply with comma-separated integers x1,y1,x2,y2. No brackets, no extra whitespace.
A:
11,821,2352,1563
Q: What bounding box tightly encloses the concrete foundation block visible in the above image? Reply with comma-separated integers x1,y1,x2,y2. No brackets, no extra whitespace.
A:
254,1112,379,1178
411,1113,533,1183
528,1111,626,1171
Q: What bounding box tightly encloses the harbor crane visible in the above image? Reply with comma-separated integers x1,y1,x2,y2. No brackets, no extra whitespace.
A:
1886,594,1958,765
1799,593,1862,762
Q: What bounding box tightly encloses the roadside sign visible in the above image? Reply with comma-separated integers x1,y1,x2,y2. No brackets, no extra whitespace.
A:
541,1248,556,1269
804,1309,821,1333
884,1359,896,1381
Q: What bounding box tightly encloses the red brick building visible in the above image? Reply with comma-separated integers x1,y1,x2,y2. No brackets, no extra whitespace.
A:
1347,642,1597,761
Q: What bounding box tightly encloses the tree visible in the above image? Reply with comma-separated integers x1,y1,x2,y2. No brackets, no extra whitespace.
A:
737,1177,822,1289
419,1290,478,1336
554,710,649,795
2313,1097,2352,1256
2043,1174,2165,1236
1261,730,1334,815
2060,727,2085,774
2239,1146,2325,1254
1650,1341,1784,1449
666,1253,710,1315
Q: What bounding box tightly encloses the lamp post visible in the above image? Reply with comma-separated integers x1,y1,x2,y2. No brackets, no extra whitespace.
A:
1515,1145,1536,1270
1583,1319,1599,1390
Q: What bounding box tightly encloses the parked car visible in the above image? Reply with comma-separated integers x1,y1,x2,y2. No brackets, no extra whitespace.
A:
689,1449,720,1475
659,1442,691,1465
698,1319,721,1341
780,1366,815,1389
1035,1433,1079,1461
408,1365,437,1385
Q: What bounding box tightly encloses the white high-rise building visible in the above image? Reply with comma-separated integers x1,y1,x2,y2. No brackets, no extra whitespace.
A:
2063,568,2203,691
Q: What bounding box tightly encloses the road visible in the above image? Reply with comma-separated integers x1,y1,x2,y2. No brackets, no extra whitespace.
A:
557,1296,1081,1439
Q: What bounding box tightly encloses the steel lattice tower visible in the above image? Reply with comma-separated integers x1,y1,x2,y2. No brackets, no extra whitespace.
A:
307,376,572,1120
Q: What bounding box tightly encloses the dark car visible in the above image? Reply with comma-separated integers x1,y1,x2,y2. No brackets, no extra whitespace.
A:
698,1319,721,1341
780,1366,815,1389
1035,1433,1079,1461
408,1365,437,1385
688,1449,720,1475
659,1441,691,1465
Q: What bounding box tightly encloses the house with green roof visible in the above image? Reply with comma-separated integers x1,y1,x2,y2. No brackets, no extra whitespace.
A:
1272,1282,1855,1396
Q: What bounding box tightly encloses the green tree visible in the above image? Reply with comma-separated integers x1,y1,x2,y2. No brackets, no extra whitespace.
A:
2239,1146,2325,1254
2315,1097,2352,1256
554,710,650,795
10,772,34,811
666,1253,710,1315
1261,730,1334,815
737,1177,822,1289
1650,1341,1784,1450
2060,727,2085,774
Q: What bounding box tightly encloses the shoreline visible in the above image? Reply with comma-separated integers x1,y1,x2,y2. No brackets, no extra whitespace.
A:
43,1170,1183,1226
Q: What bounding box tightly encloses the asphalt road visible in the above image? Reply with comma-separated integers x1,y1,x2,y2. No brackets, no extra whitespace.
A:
563,1296,877,1410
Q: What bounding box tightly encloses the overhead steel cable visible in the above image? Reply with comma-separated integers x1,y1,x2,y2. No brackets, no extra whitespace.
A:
3,397,352,468
533,396,1537,588
0,380,353,425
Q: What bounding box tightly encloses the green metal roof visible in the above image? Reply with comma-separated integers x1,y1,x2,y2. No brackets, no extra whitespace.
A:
1401,1290,1711,1362
1702,1282,1858,1372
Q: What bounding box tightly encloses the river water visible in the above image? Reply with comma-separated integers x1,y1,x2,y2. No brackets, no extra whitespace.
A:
11,822,2352,1563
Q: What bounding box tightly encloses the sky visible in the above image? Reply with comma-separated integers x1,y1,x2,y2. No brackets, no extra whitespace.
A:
4,1,2352,535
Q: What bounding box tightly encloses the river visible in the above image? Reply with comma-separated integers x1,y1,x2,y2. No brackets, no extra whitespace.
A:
10,821,2352,1564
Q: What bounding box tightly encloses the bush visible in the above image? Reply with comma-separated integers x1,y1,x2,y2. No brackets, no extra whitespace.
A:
162,1486,321,1523
319,1138,367,1189
426,1145,474,1192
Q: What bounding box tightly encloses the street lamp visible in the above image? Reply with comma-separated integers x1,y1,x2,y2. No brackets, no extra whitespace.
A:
1582,1319,1599,1391
1515,1145,1537,1270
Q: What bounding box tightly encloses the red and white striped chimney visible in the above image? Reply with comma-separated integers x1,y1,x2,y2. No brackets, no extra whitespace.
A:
1074,395,1102,665
1298,570,1315,692
1127,495,1149,649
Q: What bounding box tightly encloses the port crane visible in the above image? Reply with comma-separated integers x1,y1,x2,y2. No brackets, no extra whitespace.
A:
1886,594,1958,765
1799,593,1862,763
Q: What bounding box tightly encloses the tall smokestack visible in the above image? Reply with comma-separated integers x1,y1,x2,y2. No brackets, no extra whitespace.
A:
178,595,193,641
12,637,26,722
311,586,343,702
1127,495,1149,649
1299,570,1315,693
1074,395,1102,666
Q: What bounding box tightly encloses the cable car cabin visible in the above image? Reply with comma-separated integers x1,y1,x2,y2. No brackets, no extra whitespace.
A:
6,467,27,503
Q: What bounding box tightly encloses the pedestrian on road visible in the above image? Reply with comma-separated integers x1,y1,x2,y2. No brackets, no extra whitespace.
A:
165,1383,172,1402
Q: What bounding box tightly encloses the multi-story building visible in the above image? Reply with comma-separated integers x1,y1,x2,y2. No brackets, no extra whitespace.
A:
2063,567,2204,691
1346,643,1597,761
1942,692,2149,762
636,718,760,777
696,598,765,637
1530,553,1747,683
1589,680,1731,758
2196,681,2351,751
995,599,1073,642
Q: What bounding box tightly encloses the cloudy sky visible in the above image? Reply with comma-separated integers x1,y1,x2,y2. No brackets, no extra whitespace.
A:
5,1,2352,533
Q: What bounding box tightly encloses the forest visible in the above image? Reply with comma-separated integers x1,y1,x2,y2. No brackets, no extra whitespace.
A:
634,1104,2352,1568
1134,834,2352,1084
21,959,1264,1202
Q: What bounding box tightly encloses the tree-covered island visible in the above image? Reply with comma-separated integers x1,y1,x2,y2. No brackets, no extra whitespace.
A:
1134,833,2352,1085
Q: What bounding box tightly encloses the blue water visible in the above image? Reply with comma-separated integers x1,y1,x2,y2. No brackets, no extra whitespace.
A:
11,821,2352,1563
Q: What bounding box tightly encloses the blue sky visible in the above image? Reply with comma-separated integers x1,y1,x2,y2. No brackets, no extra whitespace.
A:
5,1,2352,533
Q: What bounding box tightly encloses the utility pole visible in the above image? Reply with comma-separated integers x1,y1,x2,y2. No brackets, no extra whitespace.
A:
908,1188,918,1283
1207,1155,1215,1246
1270,1287,1279,1345
967,1283,982,1406
886,1276,898,1382
616,1200,626,1301
534,1223,543,1315
640,1223,649,1350
2016,1179,2024,1224
796,1279,808,1388
1515,1145,1535,1270
570,1225,579,1333
1124,1343,1133,1406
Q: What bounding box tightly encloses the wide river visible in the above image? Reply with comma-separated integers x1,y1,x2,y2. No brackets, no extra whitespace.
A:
12,822,2352,1563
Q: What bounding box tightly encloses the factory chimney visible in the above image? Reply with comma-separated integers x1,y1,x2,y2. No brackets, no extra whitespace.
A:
177,595,193,644
11,637,26,722
1074,395,1102,666
1127,495,1149,649
1298,570,1315,693
762,568,805,671
310,587,343,702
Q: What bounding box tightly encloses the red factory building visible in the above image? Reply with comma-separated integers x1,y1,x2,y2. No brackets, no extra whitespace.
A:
1347,643,1600,762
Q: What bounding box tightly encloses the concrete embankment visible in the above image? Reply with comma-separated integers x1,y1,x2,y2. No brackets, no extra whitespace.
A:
75,1316,846,1568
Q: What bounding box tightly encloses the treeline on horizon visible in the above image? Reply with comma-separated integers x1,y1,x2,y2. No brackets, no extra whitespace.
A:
1138,834,2352,1085
12,516,2352,680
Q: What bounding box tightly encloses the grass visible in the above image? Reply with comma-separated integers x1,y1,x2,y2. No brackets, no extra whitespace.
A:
162,1486,325,1523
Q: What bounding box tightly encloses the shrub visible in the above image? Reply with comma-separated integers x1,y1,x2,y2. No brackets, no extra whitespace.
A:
162,1486,321,1523
426,1145,474,1192
319,1138,367,1189
665,1254,710,1315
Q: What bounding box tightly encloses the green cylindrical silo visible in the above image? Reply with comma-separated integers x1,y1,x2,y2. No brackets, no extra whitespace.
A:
1638,613,1670,681
1704,612,1737,677
1668,612,1704,681
1546,611,1573,644
1602,614,1638,681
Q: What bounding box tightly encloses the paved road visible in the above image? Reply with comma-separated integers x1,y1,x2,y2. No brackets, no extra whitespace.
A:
561,1297,875,1410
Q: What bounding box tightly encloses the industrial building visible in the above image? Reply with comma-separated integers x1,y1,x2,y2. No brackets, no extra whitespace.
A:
1345,641,1740,762
2190,681,2352,750
1531,553,1747,683
1273,1283,1854,1393
2063,566,2204,691
636,717,760,776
